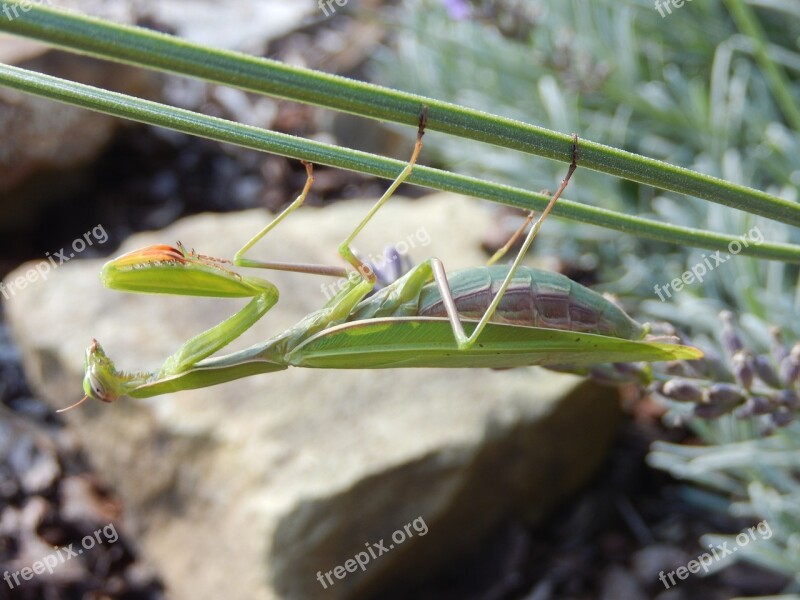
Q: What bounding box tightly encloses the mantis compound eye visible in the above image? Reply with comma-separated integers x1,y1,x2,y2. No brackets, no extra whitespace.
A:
84,370,114,403
91,379,106,401
80,339,122,404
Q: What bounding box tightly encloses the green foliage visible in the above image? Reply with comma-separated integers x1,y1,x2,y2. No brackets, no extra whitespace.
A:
374,0,800,590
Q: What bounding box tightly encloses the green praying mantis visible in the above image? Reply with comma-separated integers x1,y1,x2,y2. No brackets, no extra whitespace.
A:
63,109,703,410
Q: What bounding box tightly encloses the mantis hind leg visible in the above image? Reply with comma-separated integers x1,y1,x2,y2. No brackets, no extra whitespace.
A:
485,210,536,267
426,134,580,350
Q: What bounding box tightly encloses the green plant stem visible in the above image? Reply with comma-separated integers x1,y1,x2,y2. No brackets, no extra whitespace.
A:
2,64,799,263
724,0,800,132
0,4,798,227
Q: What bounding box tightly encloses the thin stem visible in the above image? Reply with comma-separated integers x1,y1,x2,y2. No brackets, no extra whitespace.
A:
0,3,798,226
1,63,799,263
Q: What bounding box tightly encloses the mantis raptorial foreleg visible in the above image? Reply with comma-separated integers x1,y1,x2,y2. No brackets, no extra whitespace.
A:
73,244,283,408
103,162,341,379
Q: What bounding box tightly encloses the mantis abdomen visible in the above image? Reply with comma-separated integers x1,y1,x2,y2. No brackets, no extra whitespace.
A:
354,265,646,341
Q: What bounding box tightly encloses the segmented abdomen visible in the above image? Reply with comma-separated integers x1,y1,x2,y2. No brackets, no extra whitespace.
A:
417,265,645,340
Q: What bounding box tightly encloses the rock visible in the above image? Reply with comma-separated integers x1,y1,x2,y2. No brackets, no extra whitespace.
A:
1,406,61,495
1,305,164,596
137,0,315,52
4,194,622,599
600,566,648,600
632,544,688,583
0,0,314,57
59,475,120,526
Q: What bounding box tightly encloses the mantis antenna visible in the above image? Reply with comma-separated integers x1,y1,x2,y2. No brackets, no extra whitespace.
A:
57,395,90,413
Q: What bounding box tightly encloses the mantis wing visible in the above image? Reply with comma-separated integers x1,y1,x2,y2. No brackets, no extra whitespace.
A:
287,317,703,369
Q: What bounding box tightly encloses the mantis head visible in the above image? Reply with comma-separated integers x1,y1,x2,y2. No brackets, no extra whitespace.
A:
59,339,131,412
82,338,126,403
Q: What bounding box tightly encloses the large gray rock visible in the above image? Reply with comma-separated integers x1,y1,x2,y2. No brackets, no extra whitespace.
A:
4,194,622,599
136,0,315,52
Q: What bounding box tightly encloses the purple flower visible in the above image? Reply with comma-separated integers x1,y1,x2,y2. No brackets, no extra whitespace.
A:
442,0,471,20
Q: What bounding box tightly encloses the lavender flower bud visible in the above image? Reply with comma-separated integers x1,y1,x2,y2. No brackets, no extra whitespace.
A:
752,355,781,389
695,402,735,419
733,396,773,419
770,407,795,428
704,383,745,408
776,390,799,409
771,327,789,363
720,310,743,355
779,352,800,387
662,379,704,403
731,350,754,390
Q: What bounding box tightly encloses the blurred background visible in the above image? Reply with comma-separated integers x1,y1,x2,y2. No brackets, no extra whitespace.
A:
1,1,798,599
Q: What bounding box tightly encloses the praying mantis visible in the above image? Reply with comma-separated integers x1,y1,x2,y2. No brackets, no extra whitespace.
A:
67,109,702,410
